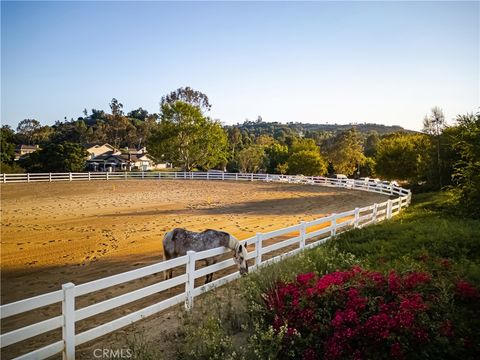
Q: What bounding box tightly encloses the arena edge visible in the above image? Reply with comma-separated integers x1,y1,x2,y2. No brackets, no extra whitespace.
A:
0,172,410,360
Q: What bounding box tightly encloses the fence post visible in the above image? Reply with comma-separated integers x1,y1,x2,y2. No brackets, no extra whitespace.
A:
251,173,254,181
398,198,403,212
354,208,360,228
27,173,30,183
235,173,238,181
300,221,307,249
386,200,392,219
87,172,91,181
62,282,75,360
184,172,186,179
255,233,263,268
106,172,109,181
207,172,209,180
222,172,225,181
69,173,72,181
49,173,52,182
185,251,196,310
331,214,337,237
158,172,161,179
3,173,5,183
373,203,378,224
141,172,145,179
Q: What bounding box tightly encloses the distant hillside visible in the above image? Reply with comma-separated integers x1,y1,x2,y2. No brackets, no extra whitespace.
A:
292,122,413,135
231,120,414,138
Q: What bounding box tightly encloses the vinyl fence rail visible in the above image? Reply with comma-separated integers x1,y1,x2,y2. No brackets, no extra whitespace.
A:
0,172,411,360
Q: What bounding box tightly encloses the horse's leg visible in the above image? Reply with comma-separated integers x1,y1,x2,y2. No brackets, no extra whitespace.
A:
163,251,173,281
204,259,214,284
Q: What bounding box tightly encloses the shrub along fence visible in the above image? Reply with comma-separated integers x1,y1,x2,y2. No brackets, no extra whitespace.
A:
0,172,411,360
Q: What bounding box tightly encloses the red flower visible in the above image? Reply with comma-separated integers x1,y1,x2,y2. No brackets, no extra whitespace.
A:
332,309,358,328
324,335,344,359
388,271,401,294
403,272,431,289
296,272,315,285
390,342,403,359
455,279,479,300
315,271,352,293
399,293,427,311
367,271,385,285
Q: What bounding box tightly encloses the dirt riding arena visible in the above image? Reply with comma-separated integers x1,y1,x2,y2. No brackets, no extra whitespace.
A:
1,179,388,358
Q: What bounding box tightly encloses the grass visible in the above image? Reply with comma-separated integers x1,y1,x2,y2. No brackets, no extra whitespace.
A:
121,191,480,359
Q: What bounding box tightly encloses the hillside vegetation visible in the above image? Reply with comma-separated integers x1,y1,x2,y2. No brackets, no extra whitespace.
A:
3,88,479,220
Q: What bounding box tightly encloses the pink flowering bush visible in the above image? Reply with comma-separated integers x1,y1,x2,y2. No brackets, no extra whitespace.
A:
260,266,479,359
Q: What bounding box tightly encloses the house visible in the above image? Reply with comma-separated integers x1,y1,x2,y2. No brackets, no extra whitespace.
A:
15,145,40,160
85,143,170,171
85,143,120,159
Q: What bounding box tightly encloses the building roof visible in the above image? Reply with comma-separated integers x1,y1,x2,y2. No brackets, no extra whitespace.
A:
15,144,39,150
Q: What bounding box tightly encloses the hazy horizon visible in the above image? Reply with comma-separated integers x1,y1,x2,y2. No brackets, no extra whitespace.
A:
2,1,478,132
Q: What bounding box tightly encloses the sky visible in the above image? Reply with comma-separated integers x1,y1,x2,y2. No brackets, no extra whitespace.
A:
1,1,479,131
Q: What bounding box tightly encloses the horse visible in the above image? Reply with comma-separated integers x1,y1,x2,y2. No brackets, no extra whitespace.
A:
162,228,248,283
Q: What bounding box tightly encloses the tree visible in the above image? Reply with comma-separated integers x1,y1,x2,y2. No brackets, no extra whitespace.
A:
450,112,480,217
109,98,124,116
228,127,242,159
290,138,318,154
375,133,431,182
51,120,87,144
16,119,41,144
160,87,211,112
134,116,157,148
364,131,380,157
287,150,327,176
359,157,376,177
256,134,275,146
1,126,16,164
327,128,365,176
236,146,266,173
148,101,227,171
265,143,289,173
276,162,289,175
106,98,128,148
20,142,88,172
127,107,149,120
423,107,446,188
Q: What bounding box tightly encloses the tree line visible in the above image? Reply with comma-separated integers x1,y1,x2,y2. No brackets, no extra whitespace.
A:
1,87,478,215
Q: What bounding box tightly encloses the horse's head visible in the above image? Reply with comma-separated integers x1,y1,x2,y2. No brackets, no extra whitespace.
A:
233,243,248,275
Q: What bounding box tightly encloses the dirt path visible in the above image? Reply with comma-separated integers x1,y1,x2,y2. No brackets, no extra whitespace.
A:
1,179,387,359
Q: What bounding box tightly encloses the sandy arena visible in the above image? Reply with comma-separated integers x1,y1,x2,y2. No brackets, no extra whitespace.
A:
1,179,388,358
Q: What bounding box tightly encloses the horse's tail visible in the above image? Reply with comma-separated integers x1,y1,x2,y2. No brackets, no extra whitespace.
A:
163,230,176,258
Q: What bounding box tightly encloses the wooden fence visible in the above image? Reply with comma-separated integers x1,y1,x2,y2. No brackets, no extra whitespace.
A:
0,172,411,359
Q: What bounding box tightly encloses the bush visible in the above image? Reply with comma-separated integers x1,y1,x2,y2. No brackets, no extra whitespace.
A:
0,161,25,173
258,266,479,359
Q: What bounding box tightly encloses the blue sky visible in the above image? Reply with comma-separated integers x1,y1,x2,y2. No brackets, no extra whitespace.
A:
1,1,478,131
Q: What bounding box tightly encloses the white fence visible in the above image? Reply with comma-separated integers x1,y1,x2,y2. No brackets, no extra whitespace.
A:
0,172,411,360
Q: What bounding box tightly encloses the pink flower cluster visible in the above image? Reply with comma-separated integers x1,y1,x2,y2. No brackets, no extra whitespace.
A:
263,266,479,360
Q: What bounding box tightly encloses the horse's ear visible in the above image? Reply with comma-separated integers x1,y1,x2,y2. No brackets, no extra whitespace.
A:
238,244,242,252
